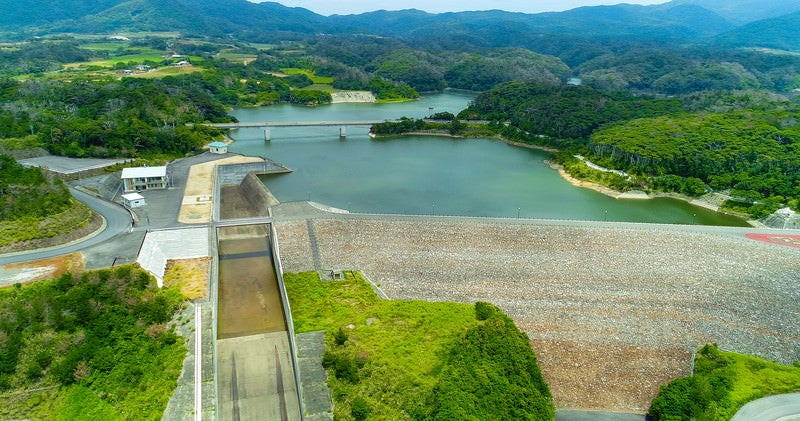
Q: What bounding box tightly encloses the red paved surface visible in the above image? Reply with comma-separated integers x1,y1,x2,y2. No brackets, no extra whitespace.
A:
746,233,800,249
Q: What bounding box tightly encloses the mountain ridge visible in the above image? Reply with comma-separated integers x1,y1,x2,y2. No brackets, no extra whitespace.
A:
0,0,798,52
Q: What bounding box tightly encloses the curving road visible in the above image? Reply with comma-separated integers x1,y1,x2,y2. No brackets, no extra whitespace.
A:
731,393,800,421
0,187,132,266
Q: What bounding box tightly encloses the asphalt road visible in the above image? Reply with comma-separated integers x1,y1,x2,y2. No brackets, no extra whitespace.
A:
731,393,800,421
0,187,133,266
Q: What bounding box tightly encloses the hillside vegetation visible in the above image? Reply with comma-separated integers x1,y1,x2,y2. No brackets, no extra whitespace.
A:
0,153,99,248
284,271,554,420
649,344,800,420
0,266,186,420
589,110,800,216
463,80,800,216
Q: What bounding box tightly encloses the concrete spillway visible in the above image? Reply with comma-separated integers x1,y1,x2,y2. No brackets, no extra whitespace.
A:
215,224,301,421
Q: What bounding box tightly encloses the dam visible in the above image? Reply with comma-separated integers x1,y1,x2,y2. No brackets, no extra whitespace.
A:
206,158,799,415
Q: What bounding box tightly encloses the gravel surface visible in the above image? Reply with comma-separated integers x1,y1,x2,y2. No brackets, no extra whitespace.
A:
272,205,800,413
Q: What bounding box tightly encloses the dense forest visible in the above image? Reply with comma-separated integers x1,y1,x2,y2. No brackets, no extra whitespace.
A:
589,111,800,211
462,80,800,215
0,266,186,419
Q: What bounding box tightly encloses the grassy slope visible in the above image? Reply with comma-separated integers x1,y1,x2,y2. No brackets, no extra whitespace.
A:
284,271,554,420
0,201,94,248
286,271,476,419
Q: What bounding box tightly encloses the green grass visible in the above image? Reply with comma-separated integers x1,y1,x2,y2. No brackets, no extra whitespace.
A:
75,53,164,68
649,344,800,420
284,271,554,420
285,271,478,419
280,67,334,84
724,351,800,413
130,66,204,78
79,42,133,51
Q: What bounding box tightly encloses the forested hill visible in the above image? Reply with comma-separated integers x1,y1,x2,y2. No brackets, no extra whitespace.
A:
327,5,734,42
669,0,800,24
711,11,800,51
0,0,327,39
3,0,800,49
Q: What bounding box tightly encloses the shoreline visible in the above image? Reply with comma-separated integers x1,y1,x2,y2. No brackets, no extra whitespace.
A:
545,160,626,199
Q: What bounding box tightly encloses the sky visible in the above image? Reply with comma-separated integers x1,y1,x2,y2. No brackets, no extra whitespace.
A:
260,0,671,16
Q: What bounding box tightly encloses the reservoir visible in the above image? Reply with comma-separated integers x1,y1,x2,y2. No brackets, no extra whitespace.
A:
226,92,747,226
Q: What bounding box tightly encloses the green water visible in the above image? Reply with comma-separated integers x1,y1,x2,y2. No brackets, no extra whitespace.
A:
227,92,748,226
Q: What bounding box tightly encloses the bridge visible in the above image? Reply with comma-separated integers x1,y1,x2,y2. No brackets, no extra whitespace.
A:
204,120,396,128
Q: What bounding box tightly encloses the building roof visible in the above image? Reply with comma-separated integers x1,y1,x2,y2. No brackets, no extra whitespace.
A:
121,166,167,179
209,141,228,147
122,192,145,201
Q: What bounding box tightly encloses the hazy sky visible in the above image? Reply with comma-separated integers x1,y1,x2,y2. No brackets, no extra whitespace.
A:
262,0,671,16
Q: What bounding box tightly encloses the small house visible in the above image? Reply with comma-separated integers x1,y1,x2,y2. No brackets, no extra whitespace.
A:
209,141,228,154
121,166,167,192
122,192,146,208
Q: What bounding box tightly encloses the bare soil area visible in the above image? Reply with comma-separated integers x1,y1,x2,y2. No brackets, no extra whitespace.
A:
1,252,84,286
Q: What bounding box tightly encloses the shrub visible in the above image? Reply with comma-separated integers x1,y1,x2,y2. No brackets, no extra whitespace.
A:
474,301,497,321
351,397,372,421
322,351,359,384
334,327,348,346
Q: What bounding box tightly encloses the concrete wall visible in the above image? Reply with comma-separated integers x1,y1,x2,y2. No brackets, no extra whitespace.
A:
240,172,280,212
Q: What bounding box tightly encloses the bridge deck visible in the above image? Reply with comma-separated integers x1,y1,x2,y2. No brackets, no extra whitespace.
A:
207,120,393,128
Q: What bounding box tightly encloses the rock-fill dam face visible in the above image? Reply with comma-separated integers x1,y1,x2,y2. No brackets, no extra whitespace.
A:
271,201,800,414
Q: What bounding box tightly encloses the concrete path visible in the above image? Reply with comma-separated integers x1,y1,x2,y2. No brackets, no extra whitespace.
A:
731,393,800,421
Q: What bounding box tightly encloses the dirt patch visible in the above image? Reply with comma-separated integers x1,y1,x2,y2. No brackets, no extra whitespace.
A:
163,257,211,300
178,155,264,224
1,252,84,287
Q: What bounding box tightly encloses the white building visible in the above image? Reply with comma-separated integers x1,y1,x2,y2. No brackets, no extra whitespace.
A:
121,192,146,208
121,166,167,192
209,141,228,154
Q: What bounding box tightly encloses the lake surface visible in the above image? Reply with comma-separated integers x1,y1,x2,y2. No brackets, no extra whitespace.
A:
226,92,748,226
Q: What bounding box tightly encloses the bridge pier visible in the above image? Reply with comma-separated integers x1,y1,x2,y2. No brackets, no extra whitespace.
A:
264,129,270,141
339,127,346,138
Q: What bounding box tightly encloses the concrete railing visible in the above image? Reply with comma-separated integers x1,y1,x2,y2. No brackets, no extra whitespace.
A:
271,223,306,420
